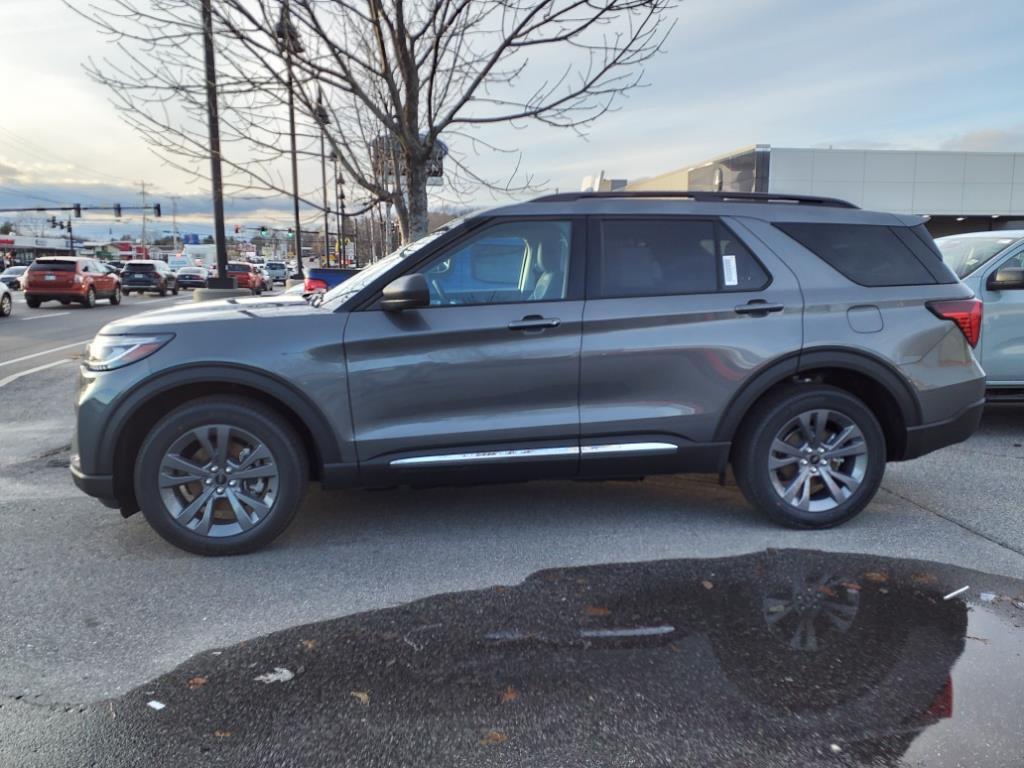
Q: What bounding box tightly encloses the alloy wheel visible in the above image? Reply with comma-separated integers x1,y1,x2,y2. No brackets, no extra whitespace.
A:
767,409,868,513
158,424,280,538
0,294,10,316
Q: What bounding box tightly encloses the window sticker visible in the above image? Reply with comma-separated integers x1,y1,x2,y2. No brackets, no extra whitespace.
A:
722,253,738,286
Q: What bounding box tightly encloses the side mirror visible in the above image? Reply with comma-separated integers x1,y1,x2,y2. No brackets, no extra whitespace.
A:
381,273,430,312
986,266,1024,291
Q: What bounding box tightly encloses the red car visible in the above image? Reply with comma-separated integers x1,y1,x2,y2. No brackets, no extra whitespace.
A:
23,257,122,308
225,261,265,294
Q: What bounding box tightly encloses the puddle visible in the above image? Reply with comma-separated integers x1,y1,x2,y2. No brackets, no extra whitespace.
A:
12,550,1024,766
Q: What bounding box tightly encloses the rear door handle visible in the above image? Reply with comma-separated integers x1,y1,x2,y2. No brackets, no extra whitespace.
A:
508,315,560,331
734,301,784,316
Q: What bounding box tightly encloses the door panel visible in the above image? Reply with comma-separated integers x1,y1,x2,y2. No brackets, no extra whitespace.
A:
344,300,584,482
980,248,1024,383
579,216,803,475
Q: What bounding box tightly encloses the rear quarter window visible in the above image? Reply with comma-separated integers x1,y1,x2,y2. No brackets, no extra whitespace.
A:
775,223,944,287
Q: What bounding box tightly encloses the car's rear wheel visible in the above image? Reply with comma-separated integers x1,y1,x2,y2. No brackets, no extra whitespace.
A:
0,293,11,317
82,287,96,308
171,283,179,296
26,295,41,308
135,397,308,555
158,283,167,297
109,285,122,305
733,385,885,529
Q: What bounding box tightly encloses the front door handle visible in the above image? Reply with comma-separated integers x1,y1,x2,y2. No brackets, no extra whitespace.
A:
734,300,784,317
508,315,560,331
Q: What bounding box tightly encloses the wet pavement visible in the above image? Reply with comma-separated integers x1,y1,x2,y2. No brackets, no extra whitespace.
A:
4,549,1023,767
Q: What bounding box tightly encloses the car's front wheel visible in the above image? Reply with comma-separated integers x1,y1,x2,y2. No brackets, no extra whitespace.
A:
109,285,122,305
733,385,885,529
0,292,11,317
135,397,308,555
82,287,96,308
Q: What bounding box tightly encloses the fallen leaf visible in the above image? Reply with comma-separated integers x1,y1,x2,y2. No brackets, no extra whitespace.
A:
840,581,861,591
214,730,232,738
499,686,519,703
480,729,508,746
351,691,370,706
667,643,681,653
301,639,317,651
187,676,208,690
701,580,714,590
584,605,610,617
863,571,888,583
911,573,938,585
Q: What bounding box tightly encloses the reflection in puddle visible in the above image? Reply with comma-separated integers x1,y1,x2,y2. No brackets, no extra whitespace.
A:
93,550,1024,766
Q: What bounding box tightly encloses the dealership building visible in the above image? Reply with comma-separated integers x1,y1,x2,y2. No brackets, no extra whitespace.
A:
585,145,1024,237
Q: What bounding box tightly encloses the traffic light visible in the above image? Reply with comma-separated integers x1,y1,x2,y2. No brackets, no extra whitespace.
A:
48,216,57,228
113,203,122,218
259,226,268,237
73,203,82,218
234,224,241,234
287,228,294,238
153,203,162,218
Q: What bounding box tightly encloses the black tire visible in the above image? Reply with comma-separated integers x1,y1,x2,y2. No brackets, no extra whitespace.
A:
59,299,71,305
159,282,167,297
0,293,11,317
82,287,96,308
171,282,179,296
134,396,308,555
733,384,885,529
26,295,41,308
109,285,122,305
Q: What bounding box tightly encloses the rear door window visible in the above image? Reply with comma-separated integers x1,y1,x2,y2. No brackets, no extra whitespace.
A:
775,223,942,286
592,218,770,299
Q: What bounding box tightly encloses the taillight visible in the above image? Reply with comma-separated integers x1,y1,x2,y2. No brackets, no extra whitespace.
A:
305,278,328,292
927,298,982,348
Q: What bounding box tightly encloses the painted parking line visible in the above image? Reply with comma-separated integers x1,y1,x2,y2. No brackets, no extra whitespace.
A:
0,358,73,389
20,311,71,321
0,340,90,368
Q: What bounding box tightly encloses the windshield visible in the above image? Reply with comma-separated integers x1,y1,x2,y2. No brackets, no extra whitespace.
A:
319,218,466,308
936,235,1020,278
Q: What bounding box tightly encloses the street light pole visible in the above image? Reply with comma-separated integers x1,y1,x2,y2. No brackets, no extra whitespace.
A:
200,0,234,288
316,86,330,268
333,152,345,266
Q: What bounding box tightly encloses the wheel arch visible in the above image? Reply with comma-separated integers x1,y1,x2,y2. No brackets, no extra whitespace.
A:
715,348,922,461
104,363,345,513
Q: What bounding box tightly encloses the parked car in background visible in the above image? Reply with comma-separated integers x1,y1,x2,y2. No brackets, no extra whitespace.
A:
175,266,210,290
24,257,122,308
936,230,1024,398
71,192,986,555
304,266,360,293
0,280,12,317
121,260,179,296
0,265,28,290
265,261,288,283
225,261,264,294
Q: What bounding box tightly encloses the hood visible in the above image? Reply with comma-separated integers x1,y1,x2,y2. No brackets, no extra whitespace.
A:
100,294,319,334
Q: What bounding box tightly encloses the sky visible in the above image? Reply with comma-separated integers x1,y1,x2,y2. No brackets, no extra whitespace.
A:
2,0,1023,240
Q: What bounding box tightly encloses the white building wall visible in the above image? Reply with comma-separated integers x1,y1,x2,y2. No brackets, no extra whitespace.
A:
767,147,1024,215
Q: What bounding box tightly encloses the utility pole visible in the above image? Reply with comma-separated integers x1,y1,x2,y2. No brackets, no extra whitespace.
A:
315,87,331,268
277,0,304,278
200,0,234,289
140,181,148,250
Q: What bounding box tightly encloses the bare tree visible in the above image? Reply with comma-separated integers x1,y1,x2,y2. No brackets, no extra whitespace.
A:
72,0,675,242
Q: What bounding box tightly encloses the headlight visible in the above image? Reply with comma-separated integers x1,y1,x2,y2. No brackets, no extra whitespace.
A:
85,333,173,371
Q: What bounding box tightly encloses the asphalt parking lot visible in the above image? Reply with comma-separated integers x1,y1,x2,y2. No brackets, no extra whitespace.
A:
2,288,1024,765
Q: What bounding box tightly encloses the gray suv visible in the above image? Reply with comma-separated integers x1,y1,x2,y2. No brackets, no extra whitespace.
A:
70,192,986,555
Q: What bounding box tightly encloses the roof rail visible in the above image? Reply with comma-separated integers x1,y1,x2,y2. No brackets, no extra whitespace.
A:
531,190,858,209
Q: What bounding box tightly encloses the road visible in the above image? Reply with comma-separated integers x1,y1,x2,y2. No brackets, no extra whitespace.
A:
2,289,1023,765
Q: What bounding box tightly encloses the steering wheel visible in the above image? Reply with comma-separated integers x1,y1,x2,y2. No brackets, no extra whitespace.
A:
430,277,449,305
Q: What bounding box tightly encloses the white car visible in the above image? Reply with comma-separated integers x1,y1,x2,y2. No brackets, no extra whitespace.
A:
0,279,12,318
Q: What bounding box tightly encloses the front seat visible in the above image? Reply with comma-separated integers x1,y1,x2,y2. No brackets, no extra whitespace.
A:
530,235,566,301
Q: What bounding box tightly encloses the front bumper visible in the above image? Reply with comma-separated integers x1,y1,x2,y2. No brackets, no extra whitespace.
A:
69,454,119,508
902,398,985,461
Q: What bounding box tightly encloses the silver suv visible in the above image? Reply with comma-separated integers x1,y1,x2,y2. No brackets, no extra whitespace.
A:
71,192,986,554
